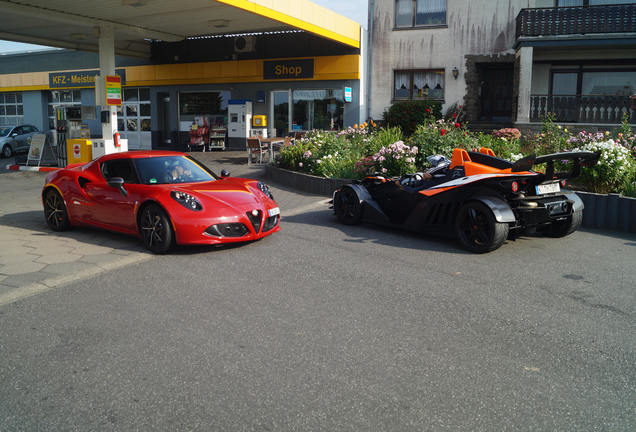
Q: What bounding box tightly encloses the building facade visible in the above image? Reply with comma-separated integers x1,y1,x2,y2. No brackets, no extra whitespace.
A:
0,4,364,151
368,0,636,128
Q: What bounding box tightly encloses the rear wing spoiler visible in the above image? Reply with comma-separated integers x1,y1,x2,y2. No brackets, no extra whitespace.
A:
511,151,599,180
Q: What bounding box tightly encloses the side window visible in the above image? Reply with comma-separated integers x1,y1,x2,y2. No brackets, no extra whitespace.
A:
101,159,138,184
27,126,38,133
12,126,23,136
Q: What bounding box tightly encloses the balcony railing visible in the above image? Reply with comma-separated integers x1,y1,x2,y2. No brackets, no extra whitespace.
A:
516,4,636,38
530,94,634,123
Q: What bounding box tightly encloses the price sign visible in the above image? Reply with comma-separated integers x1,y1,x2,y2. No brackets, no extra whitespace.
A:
105,75,122,106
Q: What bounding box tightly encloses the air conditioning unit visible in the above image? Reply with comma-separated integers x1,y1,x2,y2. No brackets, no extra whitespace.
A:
234,35,255,53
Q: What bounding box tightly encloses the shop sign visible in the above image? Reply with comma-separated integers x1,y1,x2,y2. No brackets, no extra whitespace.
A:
344,87,352,102
263,59,314,80
105,75,122,106
49,69,126,89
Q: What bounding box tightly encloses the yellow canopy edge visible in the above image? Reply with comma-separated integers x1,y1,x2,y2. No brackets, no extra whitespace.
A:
216,0,361,48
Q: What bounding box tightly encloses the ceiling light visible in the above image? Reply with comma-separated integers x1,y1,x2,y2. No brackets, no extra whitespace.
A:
209,19,230,28
70,33,90,41
122,0,148,7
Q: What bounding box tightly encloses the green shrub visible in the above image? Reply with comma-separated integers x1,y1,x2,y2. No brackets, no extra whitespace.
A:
364,127,403,155
478,129,522,160
571,139,636,194
383,100,442,136
409,120,475,167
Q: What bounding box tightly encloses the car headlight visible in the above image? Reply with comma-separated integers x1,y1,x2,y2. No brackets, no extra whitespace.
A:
170,191,202,211
257,182,274,200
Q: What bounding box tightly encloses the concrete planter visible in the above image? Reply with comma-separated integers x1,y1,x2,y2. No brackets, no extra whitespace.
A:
266,166,636,234
265,165,350,197
577,192,636,233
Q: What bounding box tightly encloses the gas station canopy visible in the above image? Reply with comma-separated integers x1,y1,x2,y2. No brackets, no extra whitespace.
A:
0,0,360,58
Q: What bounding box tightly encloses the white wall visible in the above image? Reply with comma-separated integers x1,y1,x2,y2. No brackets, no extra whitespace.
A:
369,0,531,119
370,0,532,119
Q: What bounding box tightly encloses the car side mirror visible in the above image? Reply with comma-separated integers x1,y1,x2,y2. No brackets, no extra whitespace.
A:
10,133,18,138
220,169,230,177
107,177,128,197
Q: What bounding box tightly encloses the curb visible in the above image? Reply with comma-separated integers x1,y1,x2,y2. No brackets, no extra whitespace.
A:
266,166,636,234
6,164,59,172
0,252,152,307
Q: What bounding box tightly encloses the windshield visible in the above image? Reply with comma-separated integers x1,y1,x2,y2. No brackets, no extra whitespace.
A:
133,155,217,185
0,127,12,136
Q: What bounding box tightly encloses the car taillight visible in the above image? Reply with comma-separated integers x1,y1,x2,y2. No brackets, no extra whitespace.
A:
560,179,567,188
511,181,519,193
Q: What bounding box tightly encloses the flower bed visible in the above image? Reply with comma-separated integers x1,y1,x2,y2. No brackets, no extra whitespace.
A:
274,111,636,199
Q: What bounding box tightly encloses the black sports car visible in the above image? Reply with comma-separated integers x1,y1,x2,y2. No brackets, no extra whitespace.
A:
333,147,599,253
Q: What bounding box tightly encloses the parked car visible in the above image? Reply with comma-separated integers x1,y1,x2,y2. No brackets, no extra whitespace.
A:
333,148,599,253
0,124,40,157
42,151,281,253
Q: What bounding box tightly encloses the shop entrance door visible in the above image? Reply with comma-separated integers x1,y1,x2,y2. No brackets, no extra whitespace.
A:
270,90,291,137
157,92,171,147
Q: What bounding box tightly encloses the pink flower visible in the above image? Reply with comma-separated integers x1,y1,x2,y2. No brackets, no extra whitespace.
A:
298,162,303,167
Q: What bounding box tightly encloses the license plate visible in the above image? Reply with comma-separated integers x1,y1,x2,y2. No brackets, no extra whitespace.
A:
268,207,280,217
536,182,560,195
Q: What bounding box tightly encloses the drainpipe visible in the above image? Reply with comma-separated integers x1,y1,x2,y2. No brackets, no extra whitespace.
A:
366,0,374,122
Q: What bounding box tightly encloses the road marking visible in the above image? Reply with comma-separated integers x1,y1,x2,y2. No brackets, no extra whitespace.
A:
282,198,331,217
0,252,152,307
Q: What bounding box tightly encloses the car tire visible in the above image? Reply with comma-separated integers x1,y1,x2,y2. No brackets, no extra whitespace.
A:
455,200,509,253
43,188,71,231
139,203,174,254
546,209,582,238
334,186,363,225
2,144,12,158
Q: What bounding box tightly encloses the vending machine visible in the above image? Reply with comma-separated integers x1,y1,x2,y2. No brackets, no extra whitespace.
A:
227,100,252,149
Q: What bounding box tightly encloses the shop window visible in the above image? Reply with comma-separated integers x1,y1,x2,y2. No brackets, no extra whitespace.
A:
178,91,230,131
0,92,25,126
395,0,446,28
394,69,445,100
292,89,344,131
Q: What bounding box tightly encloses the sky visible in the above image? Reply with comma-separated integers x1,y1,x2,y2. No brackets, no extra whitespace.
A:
0,0,368,54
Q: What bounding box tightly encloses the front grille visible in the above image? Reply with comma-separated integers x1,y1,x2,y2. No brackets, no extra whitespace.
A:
262,214,280,232
205,223,249,238
246,210,262,233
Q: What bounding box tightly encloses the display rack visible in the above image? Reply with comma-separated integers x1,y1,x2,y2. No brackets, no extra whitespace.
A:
209,128,226,150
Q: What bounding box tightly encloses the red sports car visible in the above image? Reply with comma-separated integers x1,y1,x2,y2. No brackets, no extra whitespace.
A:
42,151,280,253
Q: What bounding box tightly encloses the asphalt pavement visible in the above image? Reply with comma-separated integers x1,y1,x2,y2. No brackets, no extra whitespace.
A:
0,151,327,306
1,151,635,430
